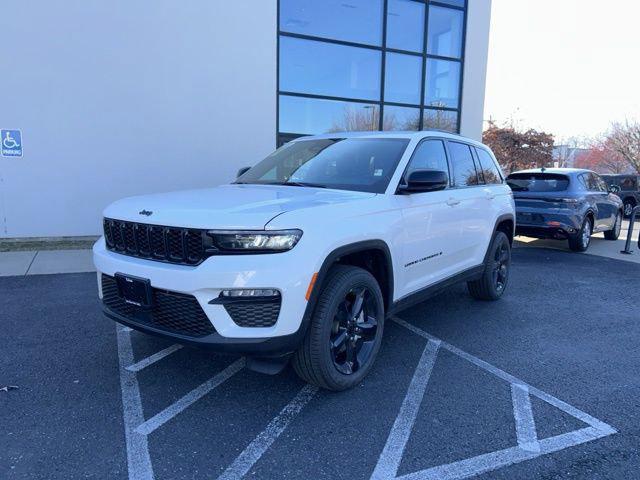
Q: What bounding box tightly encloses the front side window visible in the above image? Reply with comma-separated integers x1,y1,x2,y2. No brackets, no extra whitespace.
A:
448,142,479,186
237,138,409,194
475,148,503,185
404,140,450,181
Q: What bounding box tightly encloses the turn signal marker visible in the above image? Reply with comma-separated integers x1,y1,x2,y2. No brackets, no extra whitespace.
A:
305,273,318,301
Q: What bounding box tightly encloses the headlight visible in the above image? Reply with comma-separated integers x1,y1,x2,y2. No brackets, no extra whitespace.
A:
207,229,303,253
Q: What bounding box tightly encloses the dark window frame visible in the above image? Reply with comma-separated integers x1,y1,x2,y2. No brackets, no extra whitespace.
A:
445,140,482,188
397,136,453,190
276,0,468,145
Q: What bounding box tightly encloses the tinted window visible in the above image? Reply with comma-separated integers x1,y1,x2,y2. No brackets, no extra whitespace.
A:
423,109,458,132
238,138,409,193
386,0,425,52
383,105,420,131
425,59,461,108
384,53,423,105
475,148,503,184
405,140,449,180
427,6,464,59
279,95,378,135
448,142,479,186
593,174,608,192
280,0,383,46
619,176,638,191
280,37,381,101
507,173,570,192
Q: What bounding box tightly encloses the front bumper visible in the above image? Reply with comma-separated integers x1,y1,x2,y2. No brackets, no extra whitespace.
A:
93,237,318,353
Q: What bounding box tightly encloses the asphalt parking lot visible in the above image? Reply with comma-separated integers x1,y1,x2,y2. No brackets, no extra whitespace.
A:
2,247,639,480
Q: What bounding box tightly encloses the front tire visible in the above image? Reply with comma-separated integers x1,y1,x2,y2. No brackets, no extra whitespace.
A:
467,231,511,301
292,265,385,391
604,211,622,240
568,217,592,252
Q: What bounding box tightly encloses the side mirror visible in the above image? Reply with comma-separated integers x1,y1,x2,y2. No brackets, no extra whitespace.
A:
398,169,449,194
609,184,621,194
237,167,251,178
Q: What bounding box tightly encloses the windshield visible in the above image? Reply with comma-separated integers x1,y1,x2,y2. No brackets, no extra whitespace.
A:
507,173,570,192
236,138,410,194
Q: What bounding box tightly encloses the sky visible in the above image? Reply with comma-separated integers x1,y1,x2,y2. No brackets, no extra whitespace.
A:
483,0,640,142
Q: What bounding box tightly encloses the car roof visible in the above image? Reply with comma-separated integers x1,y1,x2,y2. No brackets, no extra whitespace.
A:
510,167,592,176
290,130,487,149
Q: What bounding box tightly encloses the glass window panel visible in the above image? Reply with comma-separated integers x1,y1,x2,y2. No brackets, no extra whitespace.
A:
279,95,380,135
427,6,464,58
383,105,420,131
434,0,466,7
384,53,422,105
424,58,460,108
475,148,503,184
405,140,450,179
448,141,479,186
422,109,458,132
280,37,381,101
280,0,383,46
386,0,425,53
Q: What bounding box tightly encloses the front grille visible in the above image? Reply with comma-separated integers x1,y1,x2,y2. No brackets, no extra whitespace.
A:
101,274,216,337
103,218,210,265
224,300,281,328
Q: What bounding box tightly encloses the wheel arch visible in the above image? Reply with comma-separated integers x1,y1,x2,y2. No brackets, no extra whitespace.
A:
483,214,515,264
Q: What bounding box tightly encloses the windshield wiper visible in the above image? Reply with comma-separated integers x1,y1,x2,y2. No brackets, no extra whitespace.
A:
270,181,328,189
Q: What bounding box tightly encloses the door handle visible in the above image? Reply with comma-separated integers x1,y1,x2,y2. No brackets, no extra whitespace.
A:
446,197,461,207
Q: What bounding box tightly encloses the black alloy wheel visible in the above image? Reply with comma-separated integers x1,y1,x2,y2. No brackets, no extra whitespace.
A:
492,239,510,295
330,287,379,375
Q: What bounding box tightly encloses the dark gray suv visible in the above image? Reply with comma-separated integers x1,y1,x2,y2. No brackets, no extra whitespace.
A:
601,174,640,217
507,168,624,252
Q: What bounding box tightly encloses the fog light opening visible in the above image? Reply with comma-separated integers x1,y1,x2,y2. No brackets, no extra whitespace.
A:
221,289,280,298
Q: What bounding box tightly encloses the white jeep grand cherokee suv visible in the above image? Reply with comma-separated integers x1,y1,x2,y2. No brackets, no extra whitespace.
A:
94,131,515,391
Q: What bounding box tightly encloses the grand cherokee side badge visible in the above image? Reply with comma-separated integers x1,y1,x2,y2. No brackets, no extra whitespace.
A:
139,210,153,216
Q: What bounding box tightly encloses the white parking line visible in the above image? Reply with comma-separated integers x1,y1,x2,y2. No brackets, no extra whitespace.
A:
135,358,245,436
126,344,183,372
217,384,319,480
386,316,617,480
511,383,540,453
116,325,155,480
370,339,441,480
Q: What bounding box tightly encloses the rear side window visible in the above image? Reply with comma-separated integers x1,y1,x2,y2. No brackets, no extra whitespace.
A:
448,142,479,187
405,139,449,180
475,148,503,185
507,173,569,192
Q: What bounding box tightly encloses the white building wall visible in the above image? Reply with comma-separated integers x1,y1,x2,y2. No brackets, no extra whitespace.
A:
0,1,278,238
460,0,492,141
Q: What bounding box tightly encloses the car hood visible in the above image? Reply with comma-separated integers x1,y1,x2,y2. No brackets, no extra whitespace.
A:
103,184,376,230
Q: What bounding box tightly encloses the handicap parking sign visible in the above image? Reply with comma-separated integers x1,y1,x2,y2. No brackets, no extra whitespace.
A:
1,129,23,157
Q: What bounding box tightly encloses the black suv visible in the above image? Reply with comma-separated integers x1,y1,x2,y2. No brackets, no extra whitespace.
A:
601,174,640,217
507,168,623,252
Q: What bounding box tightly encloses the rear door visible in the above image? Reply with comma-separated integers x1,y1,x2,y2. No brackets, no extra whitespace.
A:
586,173,615,230
445,141,491,269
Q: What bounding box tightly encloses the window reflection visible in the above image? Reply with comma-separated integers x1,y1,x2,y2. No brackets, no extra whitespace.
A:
423,109,458,132
280,37,381,101
383,106,420,131
448,142,479,186
386,0,425,52
279,95,379,134
384,53,422,105
280,0,384,46
427,6,464,59
425,58,460,108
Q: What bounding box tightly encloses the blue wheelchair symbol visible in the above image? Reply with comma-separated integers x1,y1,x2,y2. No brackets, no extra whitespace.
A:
1,129,23,157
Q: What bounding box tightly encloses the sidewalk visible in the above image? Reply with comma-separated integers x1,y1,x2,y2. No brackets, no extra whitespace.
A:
0,249,95,276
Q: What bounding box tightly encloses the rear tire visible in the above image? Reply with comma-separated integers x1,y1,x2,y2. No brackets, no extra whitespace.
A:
467,231,511,301
292,265,385,391
604,211,622,240
569,217,592,252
